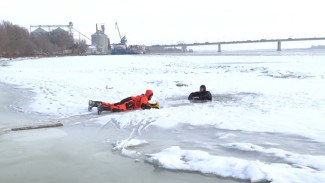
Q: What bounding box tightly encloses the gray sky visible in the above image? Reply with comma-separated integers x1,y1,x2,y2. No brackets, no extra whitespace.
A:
1,0,325,49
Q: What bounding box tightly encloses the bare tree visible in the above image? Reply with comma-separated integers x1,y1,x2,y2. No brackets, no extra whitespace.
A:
0,23,8,56
72,39,87,54
50,29,74,53
1,21,87,57
31,34,56,55
0,21,35,57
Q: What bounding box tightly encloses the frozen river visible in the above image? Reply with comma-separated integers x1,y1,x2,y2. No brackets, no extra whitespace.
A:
1,53,325,182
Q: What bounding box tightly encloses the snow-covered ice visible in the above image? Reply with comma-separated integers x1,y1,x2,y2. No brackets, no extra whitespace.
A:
113,138,149,150
145,146,325,183
1,54,325,182
221,143,325,171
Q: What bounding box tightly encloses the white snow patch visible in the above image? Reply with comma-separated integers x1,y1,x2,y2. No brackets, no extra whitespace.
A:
222,143,325,171
121,148,140,158
217,133,236,139
124,139,149,148
145,146,325,183
113,139,149,150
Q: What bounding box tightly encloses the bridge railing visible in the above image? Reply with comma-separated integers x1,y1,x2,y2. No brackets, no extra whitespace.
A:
149,37,325,52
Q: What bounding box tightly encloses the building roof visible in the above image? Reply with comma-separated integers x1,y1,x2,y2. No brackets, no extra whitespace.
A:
52,27,67,32
32,27,48,34
91,30,107,36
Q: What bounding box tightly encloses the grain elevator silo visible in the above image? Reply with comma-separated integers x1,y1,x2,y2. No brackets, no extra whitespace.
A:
91,24,111,54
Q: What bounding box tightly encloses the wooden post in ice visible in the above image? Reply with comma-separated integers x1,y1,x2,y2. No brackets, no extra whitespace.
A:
11,123,63,131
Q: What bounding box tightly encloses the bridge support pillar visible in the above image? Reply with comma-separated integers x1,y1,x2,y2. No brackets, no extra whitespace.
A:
277,41,281,51
218,44,221,52
182,45,187,52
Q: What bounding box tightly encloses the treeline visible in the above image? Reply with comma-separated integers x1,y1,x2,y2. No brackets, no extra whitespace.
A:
0,21,87,58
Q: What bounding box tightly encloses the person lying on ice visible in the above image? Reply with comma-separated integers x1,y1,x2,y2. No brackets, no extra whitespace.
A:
88,89,159,115
188,85,212,101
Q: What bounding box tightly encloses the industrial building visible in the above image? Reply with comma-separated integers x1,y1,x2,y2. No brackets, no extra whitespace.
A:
30,22,74,36
52,27,67,33
30,22,113,55
31,27,48,36
91,24,110,54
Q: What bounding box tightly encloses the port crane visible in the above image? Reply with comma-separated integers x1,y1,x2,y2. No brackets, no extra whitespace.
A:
115,22,127,45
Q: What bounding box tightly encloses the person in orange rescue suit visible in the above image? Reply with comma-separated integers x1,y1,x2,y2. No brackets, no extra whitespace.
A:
88,90,159,115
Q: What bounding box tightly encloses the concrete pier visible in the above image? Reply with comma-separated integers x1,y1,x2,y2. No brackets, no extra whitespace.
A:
182,45,187,52
277,41,281,51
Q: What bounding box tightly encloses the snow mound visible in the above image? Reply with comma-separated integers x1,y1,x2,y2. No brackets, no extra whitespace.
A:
222,143,325,171
145,146,325,183
113,138,149,150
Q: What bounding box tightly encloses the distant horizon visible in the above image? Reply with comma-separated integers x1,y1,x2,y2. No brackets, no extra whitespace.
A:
2,17,325,51
2,0,325,48
2,19,322,51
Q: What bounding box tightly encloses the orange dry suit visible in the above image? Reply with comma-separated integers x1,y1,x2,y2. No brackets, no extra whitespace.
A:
101,90,155,112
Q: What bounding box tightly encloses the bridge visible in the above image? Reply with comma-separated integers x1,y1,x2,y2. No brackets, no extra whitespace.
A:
150,37,325,52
